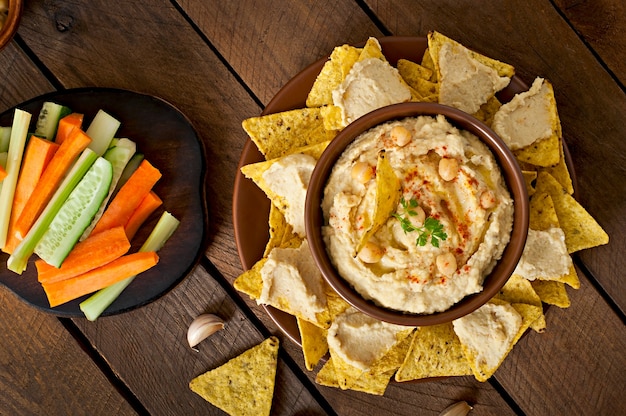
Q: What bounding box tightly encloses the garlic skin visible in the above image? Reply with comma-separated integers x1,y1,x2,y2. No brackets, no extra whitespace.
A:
439,401,473,416
187,314,225,349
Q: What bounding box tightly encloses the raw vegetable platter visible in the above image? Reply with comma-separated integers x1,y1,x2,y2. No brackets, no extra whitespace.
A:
0,88,207,317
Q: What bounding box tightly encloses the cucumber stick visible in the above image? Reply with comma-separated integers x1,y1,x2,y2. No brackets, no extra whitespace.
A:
34,102,72,140
86,110,120,156
0,109,31,249
0,126,11,152
80,138,136,240
7,149,99,274
80,211,180,321
35,157,113,267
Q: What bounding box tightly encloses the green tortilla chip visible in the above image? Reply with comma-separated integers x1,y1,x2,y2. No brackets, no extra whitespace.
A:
189,337,279,416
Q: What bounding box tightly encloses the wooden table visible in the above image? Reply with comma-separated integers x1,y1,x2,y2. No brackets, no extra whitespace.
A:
1,1,624,415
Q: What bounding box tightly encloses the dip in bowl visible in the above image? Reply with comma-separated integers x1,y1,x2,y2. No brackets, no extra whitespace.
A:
305,102,528,326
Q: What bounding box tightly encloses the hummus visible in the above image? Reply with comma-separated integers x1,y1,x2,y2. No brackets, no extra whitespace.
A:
438,42,511,114
492,77,554,150
322,115,514,314
258,239,327,324
452,302,522,369
332,57,412,126
262,153,317,237
513,227,572,280
327,307,408,370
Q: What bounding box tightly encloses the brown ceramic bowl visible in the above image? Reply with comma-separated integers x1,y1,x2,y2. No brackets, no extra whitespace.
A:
305,102,529,326
0,0,23,51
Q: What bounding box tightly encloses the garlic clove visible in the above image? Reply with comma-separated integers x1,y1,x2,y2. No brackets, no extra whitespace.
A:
187,313,225,349
439,401,473,416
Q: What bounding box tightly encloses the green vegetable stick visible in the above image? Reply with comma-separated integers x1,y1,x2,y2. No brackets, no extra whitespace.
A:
80,211,180,321
0,109,31,249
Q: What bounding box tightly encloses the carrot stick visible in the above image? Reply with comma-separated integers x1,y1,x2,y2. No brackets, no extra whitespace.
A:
13,128,92,240
90,159,161,236
55,113,84,144
41,251,159,307
0,165,6,182
3,137,59,254
36,226,131,284
124,191,162,240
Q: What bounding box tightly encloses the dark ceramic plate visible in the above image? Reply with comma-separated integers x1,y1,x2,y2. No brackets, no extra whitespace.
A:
233,36,574,346
0,88,208,317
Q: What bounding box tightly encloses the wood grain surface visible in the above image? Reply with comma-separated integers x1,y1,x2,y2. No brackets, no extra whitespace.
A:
0,1,624,415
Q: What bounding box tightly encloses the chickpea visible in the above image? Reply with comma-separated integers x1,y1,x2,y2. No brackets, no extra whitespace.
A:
480,190,496,209
436,252,457,277
351,161,374,183
408,205,426,228
390,125,412,147
357,241,384,263
438,157,459,181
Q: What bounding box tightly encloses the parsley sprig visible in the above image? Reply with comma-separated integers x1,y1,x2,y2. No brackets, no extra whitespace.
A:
392,197,448,248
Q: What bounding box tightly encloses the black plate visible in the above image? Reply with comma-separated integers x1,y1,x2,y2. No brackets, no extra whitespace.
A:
0,88,208,317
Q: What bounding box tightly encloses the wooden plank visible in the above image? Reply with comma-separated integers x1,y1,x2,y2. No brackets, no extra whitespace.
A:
554,0,626,83
178,0,384,104
0,288,137,415
73,265,328,415
496,268,626,415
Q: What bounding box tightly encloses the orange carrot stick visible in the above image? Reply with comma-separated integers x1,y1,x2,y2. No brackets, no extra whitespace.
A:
3,136,59,254
0,165,6,182
90,159,161,236
13,128,92,240
55,113,84,144
41,251,159,307
36,226,131,284
124,191,162,241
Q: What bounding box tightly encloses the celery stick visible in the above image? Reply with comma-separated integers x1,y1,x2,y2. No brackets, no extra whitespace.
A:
0,110,31,249
80,138,136,240
112,152,143,198
85,110,120,156
7,149,98,274
80,211,180,321
0,126,11,152
0,152,7,169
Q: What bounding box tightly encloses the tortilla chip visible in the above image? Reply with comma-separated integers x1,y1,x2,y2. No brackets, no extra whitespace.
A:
189,336,279,416
420,48,437,81
307,59,342,108
358,37,385,61
531,280,571,308
316,358,393,396
522,170,538,197
529,192,560,230
428,31,515,79
513,132,561,167
397,59,439,102
495,275,546,333
369,328,415,374
473,96,502,127
297,317,328,371
540,138,574,195
395,324,472,382
264,205,296,256
535,172,609,253
242,108,335,159
234,258,267,300
320,105,344,131
240,141,330,228
325,288,351,319
357,150,401,252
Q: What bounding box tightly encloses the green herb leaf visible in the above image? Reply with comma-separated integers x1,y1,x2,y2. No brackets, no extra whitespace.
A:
394,198,447,248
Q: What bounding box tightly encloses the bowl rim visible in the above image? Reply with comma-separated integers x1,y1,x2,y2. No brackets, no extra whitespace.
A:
305,102,529,326
0,0,24,51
